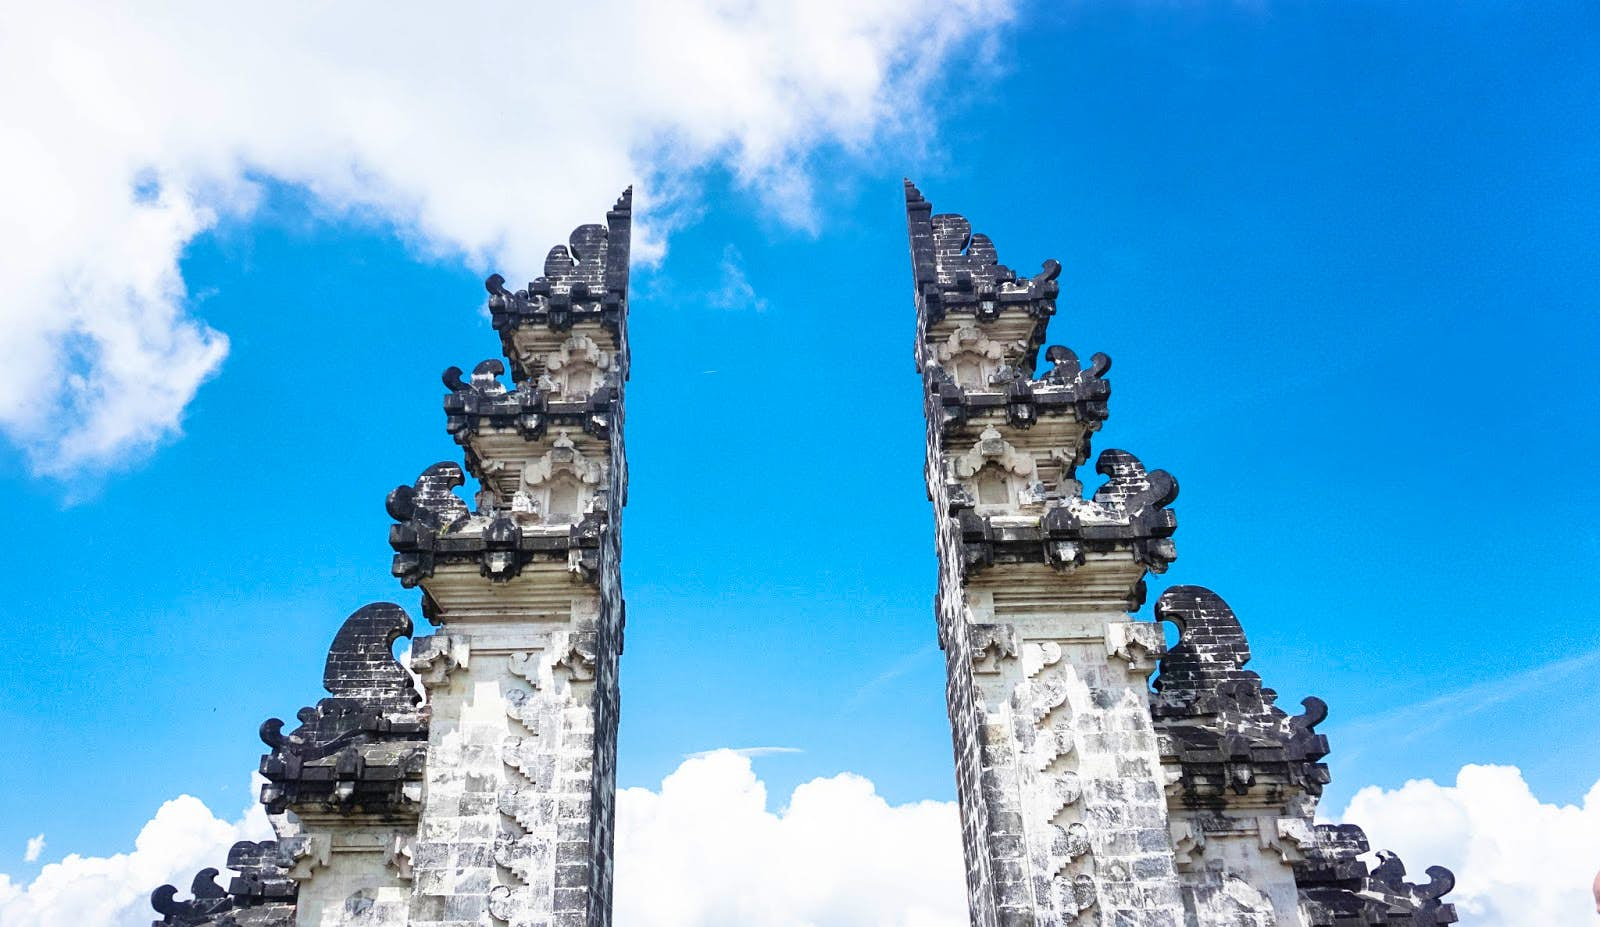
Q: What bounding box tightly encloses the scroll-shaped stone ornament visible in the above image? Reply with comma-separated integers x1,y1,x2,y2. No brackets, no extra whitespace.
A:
969,623,1018,673
556,637,597,683
953,425,1037,482
410,632,469,688
487,884,535,927
384,833,415,881
1153,586,1332,768
499,786,549,832
1369,851,1458,925
508,648,548,689
1091,449,1178,528
495,831,551,886
1104,620,1165,675
1037,344,1111,387
502,735,554,788
1170,820,1206,871
281,834,331,881
257,604,426,815
1034,345,1112,423
387,461,471,533
1049,771,1083,818
151,868,230,926
504,686,554,735
1055,873,1098,922
443,357,510,398
1052,821,1091,863
544,223,611,293
388,462,473,587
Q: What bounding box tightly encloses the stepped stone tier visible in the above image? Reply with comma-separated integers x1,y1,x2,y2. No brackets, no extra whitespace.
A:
152,189,634,927
905,179,1458,927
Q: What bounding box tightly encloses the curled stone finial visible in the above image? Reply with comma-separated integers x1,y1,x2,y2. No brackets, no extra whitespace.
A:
1152,586,1333,802
444,358,507,396
321,602,417,705
486,188,632,377
1039,345,1111,385
1292,696,1329,735
257,604,427,816
1296,828,1458,925
386,462,469,532
906,181,1058,336
1092,449,1178,515
151,841,297,925
150,869,228,925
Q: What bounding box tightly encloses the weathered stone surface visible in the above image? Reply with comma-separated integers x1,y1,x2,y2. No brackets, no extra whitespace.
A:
402,192,631,927
907,182,1461,927
910,182,1188,927
154,190,633,927
257,602,427,817
151,841,297,927
1295,825,1458,926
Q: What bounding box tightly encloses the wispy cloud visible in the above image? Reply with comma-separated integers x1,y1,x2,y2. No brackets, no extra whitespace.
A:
840,644,940,715
1332,646,1600,747
21,836,42,865
706,245,769,312
685,746,803,760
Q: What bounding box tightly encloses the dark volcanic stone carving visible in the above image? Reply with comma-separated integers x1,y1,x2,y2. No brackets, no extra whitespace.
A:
1296,824,1459,925
488,188,633,380
1152,585,1330,802
258,603,426,815
953,448,1178,578
151,840,296,926
443,358,617,447
926,344,1112,433
1154,587,1458,923
387,461,606,589
906,180,1058,340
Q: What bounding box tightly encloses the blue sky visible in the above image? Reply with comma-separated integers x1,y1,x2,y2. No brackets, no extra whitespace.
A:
2,2,1597,921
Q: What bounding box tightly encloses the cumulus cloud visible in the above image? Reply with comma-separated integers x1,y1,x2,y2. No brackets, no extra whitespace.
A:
21,837,43,865
1338,764,1600,926
615,750,966,927
0,0,1008,477
0,788,269,927
6,758,1589,926
0,753,962,927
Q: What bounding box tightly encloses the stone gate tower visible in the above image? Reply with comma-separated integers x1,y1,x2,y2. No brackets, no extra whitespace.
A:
152,190,633,927
906,181,1459,927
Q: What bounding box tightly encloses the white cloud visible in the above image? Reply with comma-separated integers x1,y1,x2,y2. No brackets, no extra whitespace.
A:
10,757,1588,926
706,245,769,311
684,745,801,760
1338,764,1600,926
21,837,43,865
615,750,966,927
0,0,1008,477
0,787,270,927
0,753,961,927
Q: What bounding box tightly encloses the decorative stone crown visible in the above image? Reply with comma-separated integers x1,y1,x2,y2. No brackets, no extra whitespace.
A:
257,603,427,816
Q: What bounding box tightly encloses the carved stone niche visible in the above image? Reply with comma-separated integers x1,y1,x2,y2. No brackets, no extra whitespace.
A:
951,425,1041,513
529,333,612,399
933,325,1025,390
509,431,605,525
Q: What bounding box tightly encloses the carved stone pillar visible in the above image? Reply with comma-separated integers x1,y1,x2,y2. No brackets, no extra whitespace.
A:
907,182,1185,927
389,190,632,927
